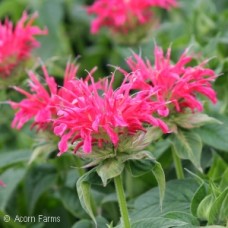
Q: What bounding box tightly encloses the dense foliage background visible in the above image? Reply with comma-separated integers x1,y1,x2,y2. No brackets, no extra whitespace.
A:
0,0,228,227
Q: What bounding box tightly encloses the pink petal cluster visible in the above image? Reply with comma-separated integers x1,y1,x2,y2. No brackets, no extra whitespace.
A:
53,75,168,155
87,0,177,34
10,63,78,130
0,11,47,78
122,46,217,113
11,63,169,155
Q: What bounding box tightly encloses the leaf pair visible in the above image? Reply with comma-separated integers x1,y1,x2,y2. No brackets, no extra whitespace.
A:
76,154,166,227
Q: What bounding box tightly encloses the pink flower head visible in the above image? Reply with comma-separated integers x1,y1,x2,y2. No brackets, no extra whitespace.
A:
10,63,78,130
87,0,177,34
0,180,6,187
53,74,169,155
122,46,217,113
0,11,47,78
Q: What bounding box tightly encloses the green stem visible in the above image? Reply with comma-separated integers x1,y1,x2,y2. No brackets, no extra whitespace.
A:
172,148,184,179
114,175,131,228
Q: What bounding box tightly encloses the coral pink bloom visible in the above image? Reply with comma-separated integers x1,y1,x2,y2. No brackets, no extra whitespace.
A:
0,180,6,187
10,63,78,130
122,46,217,113
0,11,47,77
53,75,168,155
87,0,177,34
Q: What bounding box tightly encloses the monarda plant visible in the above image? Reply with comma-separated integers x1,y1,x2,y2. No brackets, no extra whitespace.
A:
10,61,169,228
121,45,219,177
87,0,177,45
9,45,221,227
0,11,47,87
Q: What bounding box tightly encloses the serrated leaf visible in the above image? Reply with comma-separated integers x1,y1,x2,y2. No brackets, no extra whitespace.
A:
131,179,199,221
174,113,221,129
171,131,202,170
208,188,228,225
97,158,124,187
191,183,208,216
76,168,97,227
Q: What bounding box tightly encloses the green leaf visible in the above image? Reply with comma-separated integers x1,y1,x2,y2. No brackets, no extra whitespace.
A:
97,158,124,187
130,217,197,228
220,168,228,191
131,179,199,221
72,220,92,228
0,168,26,211
0,150,31,169
208,188,228,225
30,0,71,60
152,139,171,159
191,183,208,216
208,155,228,182
197,194,215,221
76,168,97,227
71,216,108,228
29,143,57,164
151,161,166,209
174,113,221,129
171,131,202,170
203,226,226,228
25,164,57,213
127,159,165,209
164,211,199,226
127,159,156,177
58,187,87,219
193,122,228,152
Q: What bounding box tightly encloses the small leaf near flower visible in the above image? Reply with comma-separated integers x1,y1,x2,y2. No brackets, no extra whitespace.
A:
173,112,221,129
76,168,97,227
97,158,125,187
170,130,203,170
127,157,165,209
